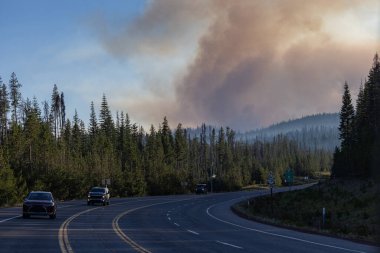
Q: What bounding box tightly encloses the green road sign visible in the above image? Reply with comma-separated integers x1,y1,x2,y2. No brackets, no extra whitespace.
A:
284,168,294,184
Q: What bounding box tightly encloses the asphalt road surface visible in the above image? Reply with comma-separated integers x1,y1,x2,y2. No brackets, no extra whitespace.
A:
0,186,378,253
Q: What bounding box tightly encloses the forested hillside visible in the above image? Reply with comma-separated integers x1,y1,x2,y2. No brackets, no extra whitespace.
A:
0,74,332,205
241,113,339,151
187,114,339,151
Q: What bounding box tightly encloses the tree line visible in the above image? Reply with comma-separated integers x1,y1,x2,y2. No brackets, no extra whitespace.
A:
332,53,380,179
0,73,332,205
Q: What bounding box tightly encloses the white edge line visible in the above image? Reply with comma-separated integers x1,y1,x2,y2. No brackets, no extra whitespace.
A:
0,215,22,223
0,203,88,224
206,203,367,253
187,229,199,235
216,240,243,249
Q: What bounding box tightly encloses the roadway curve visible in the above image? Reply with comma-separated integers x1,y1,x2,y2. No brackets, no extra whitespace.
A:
0,187,378,253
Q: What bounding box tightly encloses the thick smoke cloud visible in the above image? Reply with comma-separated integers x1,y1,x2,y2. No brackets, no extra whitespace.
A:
97,0,379,131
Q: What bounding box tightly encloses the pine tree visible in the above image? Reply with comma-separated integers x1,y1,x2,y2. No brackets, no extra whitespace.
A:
333,53,380,178
0,148,17,205
60,92,66,132
339,82,355,149
8,72,22,125
23,98,41,165
89,101,98,137
366,53,380,137
174,123,188,172
72,110,81,153
50,84,61,139
161,116,174,166
364,53,380,178
99,94,114,138
332,82,355,177
0,80,9,143
209,127,216,180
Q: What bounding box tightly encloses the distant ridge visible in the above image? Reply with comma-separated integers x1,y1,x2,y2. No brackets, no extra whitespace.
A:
186,113,340,151
244,113,339,138
239,113,339,151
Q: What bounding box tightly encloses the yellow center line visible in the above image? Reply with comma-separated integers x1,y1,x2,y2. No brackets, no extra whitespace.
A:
58,197,195,253
112,197,196,253
58,208,100,253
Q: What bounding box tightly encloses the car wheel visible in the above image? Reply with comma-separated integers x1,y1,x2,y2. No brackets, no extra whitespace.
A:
103,202,106,206
87,201,90,206
22,213,29,219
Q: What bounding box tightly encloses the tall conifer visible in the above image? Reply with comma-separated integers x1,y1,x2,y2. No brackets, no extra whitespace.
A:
9,72,22,125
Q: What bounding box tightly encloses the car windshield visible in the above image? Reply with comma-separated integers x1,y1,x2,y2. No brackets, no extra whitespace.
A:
91,188,106,193
28,192,52,201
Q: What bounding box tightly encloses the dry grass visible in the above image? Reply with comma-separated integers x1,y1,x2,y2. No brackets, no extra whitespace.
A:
234,179,380,244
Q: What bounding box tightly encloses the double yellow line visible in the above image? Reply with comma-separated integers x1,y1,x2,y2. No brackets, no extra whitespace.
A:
111,198,194,253
58,208,99,253
59,197,194,253
112,207,151,253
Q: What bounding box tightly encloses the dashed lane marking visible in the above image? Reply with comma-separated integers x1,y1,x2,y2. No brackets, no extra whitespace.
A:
216,240,243,249
112,197,196,253
187,229,199,235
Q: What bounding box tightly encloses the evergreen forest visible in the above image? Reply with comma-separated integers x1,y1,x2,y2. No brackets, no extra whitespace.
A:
332,53,380,179
5,60,370,205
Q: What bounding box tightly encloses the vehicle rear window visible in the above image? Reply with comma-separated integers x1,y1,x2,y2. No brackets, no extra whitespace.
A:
91,188,106,193
28,193,52,201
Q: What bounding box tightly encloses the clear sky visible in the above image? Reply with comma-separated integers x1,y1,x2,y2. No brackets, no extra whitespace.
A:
0,0,379,131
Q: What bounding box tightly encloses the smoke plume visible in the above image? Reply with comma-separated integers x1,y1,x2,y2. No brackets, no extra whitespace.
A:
97,0,379,130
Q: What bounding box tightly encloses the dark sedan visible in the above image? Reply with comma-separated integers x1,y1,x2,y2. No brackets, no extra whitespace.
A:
22,191,56,219
195,184,208,194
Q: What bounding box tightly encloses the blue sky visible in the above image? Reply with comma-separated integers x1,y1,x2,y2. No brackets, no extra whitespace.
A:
0,0,147,125
0,1,378,131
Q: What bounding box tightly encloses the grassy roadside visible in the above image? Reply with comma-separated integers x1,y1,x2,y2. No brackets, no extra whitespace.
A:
233,179,380,244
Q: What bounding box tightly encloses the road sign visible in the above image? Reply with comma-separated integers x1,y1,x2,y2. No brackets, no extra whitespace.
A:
102,178,111,186
284,168,294,185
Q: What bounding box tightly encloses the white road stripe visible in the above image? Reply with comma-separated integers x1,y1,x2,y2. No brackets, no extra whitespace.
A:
112,197,196,253
187,229,199,235
0,215,21,223
216,240,243,249
206,203,367,253
174,223,180,227
168,217,171,221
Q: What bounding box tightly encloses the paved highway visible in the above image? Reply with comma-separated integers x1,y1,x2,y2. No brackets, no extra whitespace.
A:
0,187,378,253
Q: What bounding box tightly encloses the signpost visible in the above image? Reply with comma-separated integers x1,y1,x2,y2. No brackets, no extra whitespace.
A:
267,171,275,197
322,207,326,228
267,171,275,215
210,174,216,193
